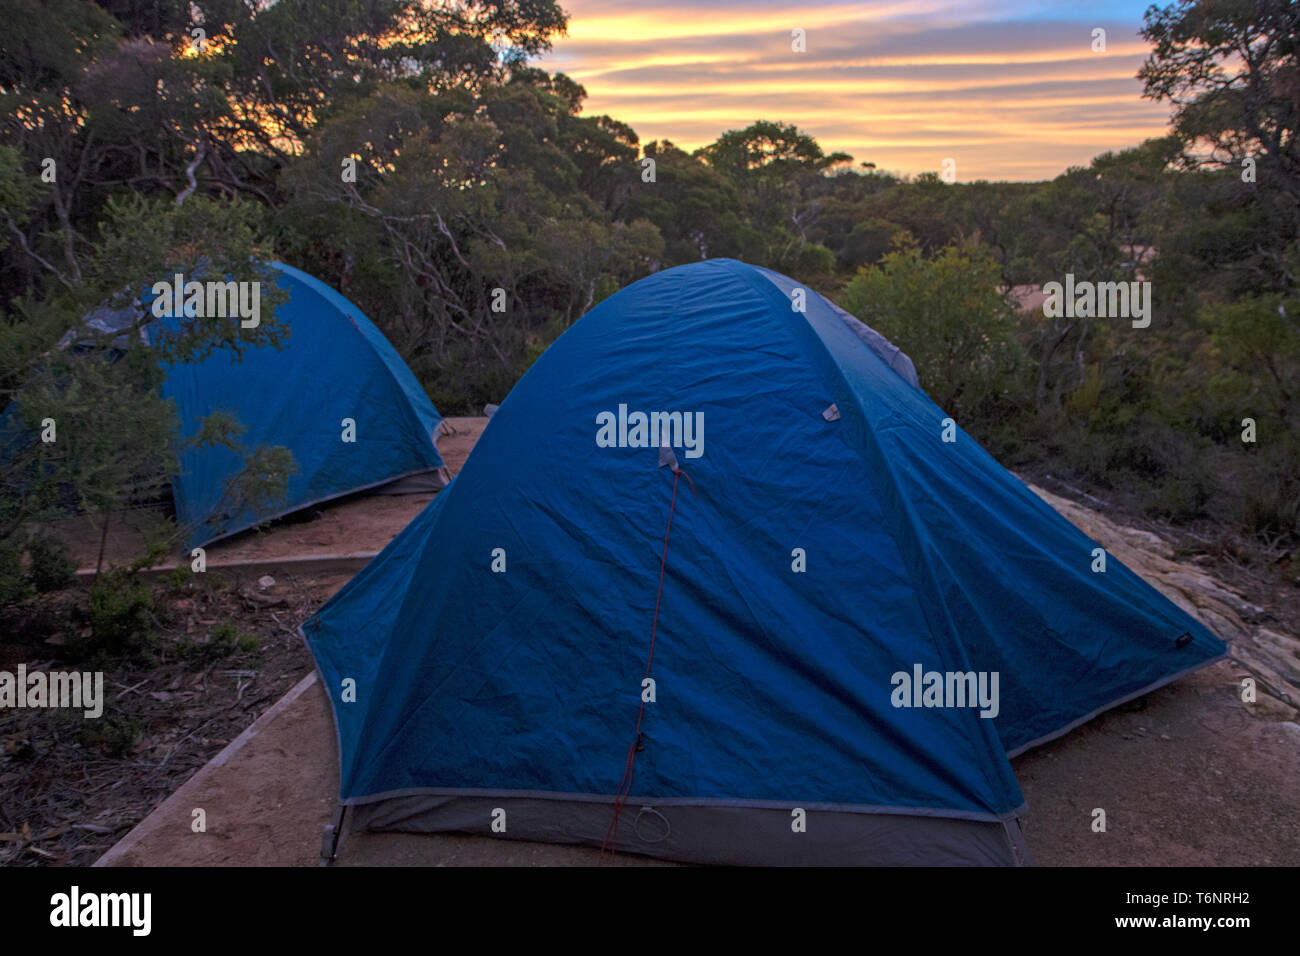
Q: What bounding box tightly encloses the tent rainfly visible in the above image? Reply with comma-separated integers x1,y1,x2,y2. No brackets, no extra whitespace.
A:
304,258,1226,866
154,262,448,546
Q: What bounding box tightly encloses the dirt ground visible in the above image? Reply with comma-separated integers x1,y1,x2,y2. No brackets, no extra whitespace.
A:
0,570,334,865
12,413,1299,867
1013,662,1299,865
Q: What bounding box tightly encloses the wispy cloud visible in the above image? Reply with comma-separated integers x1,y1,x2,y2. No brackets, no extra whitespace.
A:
539,0,1169,181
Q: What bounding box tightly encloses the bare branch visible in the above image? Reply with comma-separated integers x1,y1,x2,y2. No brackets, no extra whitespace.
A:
175,142,208,206
2,209,76,291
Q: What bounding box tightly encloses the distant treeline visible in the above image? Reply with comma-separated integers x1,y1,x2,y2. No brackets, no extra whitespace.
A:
1,0,1297,588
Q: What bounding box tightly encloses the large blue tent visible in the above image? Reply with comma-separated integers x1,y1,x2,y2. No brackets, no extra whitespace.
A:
304,258,1226,865
154,262,447,546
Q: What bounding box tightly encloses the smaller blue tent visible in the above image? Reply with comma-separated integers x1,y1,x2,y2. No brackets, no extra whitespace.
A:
304,258,1226,866
151,263,446,546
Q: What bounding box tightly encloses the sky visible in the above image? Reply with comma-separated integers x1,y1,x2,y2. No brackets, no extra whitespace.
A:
536,0,1174,182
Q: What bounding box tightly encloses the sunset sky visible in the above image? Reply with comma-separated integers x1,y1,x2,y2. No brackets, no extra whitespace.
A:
537,0,1172,182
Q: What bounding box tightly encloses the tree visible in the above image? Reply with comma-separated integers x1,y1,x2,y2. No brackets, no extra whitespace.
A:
0,192,289,601
695,121,851,270
624,139,748,263
1141,0,1300,201
0,0,571,305
273,72,664,409
838,240,1023,419
695,120,852,182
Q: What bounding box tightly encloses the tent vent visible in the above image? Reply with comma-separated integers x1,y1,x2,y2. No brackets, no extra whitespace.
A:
823,403,841,422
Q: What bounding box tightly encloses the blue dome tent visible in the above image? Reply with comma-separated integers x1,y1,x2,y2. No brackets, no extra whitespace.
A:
303,258,1225,866
4,263,447,549
154,262,448,546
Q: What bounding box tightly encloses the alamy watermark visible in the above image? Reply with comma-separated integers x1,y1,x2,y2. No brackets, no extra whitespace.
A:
0,665,104,718
50,886,150,936
891,664,999,718
596,404,704,459
1042,274,1151,328
150,273,261,328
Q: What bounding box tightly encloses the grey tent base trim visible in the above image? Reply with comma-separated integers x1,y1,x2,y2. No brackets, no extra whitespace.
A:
345,792,1029,866
1004,652,1229,759
302,628,1031,867
368,468,451,495
192,465,450,548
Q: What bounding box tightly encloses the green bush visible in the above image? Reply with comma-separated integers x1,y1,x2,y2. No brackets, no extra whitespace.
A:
85,570,156,657
79,716,143,758
210,620,240,657
162,564,193,595
26,535,76,593
0,542,30,606
1235,443,1300,541
181,619,257,661
0,535,76,605
839,239,1025,423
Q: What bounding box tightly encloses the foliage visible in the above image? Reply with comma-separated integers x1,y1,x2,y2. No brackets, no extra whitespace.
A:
84,568,156,658
0,0,1296,596
840,240,1024,418
25,534,75,592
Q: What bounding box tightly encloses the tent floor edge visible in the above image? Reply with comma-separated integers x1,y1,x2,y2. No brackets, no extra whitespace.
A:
347,793,1020,866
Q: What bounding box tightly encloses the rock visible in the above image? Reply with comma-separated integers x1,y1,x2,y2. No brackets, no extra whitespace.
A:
1197,607,1249,645
1165,572,1265,621
1244,694,1299,722
242,589,284,607
1025,480,1300,721
1248,629,1300,686
257,575,276,591
1121,528,1175,560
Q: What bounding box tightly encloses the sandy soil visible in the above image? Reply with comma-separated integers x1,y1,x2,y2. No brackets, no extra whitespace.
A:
1013,661,1299,865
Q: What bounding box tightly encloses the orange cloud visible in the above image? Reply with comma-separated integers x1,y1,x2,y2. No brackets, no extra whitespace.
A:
540,1,1170,181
